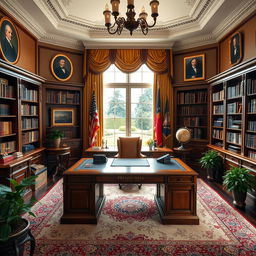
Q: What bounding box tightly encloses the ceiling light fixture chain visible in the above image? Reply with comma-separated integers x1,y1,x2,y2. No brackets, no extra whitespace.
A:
103,0,159,36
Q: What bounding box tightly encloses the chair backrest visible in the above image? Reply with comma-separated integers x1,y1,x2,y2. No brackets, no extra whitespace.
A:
117,137,142,158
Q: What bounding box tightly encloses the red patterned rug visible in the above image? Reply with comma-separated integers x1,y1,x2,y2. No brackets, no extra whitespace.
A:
25,179,256,256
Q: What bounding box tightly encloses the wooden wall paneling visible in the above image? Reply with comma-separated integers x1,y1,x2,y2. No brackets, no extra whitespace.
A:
38,43,84,86
219,13,256,73
0,8,37,74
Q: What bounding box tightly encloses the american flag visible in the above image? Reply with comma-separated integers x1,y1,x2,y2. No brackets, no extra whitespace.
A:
89,91,100,147
154,87,162,146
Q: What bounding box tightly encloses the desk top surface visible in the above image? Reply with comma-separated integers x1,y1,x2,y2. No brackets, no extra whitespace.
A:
64,158,197,176
85,147,173,153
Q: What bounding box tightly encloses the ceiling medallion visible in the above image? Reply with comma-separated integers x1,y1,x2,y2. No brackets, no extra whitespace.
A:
103,0,159,35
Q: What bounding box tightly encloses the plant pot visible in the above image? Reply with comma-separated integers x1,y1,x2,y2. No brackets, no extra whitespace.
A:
148,145,153,151
232,190,247,208
207,168,214,181
0,219,35,256
53,138,61,148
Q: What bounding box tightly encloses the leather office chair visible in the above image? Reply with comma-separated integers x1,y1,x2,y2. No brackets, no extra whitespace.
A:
116,137,145,189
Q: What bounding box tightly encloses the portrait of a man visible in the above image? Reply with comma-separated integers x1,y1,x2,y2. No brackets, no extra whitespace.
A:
184,54,205,81
51,54,73,81
230,32,242,65
0,17,19,64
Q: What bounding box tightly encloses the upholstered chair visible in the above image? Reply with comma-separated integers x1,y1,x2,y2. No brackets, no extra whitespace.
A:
116,137,145,189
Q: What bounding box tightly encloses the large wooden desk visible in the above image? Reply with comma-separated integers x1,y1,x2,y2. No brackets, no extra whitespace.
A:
84,147,173,158
61,158,199,225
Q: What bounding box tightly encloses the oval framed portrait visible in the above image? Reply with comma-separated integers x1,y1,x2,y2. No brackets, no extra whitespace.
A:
0,17,20,64
51,54,73,82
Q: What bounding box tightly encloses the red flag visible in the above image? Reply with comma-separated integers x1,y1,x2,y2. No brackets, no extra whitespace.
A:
89,91,100,147
154,87,162,146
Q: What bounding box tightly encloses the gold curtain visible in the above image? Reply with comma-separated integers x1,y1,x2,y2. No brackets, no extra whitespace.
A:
83,49,173,150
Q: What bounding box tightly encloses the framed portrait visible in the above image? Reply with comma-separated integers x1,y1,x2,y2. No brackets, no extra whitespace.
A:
51,54,73,82
51,108,76,126
0,17,20,64
229,32,242,65
184,54,205,82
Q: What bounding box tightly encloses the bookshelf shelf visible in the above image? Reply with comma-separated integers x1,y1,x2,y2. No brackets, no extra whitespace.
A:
246,146,256,150
0,115,16,118
46,102,80,106
0,97,16,101
212,126,223,129
227,128,241,131
227,141,241,146
246,130,256,134
21,100,39,104
21,115,39,117
213,100,224,103
0,133,16,138
22,128,39,132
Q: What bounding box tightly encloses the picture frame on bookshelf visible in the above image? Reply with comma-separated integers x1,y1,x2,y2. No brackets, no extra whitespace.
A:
0,17,20,64
51,108,76,126
184,54,205,82
229,32,242,66
51,54,73,82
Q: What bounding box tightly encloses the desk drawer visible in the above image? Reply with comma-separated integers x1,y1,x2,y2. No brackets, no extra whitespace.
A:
12,162,29,172
168,176,193,183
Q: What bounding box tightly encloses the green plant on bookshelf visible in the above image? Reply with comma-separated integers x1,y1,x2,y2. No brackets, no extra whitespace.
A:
0,176,37,255
47,130,64,148
223,167,256,208
199,150,223,181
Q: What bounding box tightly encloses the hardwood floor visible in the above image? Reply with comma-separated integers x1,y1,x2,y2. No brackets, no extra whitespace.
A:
31,170,256,227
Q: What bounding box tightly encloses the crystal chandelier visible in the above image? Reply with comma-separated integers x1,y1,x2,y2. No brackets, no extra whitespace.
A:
103,0,159,35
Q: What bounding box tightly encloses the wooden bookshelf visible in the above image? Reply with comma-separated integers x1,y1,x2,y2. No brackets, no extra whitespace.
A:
174,85,209,169
208,57,256,169
43,84,83,166
0,59,45,188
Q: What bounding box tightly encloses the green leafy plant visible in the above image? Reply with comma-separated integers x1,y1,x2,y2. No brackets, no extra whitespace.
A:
47,130,64,140
199,150,222,170
0,176,37,242
223,167,256,193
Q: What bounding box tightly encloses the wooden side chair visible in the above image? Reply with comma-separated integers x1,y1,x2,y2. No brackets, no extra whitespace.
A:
116,137,146,189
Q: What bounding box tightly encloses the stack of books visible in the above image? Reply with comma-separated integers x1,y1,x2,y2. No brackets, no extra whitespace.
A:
0,121,12,135
0,78,14,98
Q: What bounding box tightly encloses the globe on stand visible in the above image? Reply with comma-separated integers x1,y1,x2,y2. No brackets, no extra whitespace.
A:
176,127,192,150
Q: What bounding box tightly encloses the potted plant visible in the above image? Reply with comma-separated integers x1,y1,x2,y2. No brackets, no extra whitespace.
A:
47,130,64,148
0,176,37,255
146,138,154,151
199,150,223,181
223,167,256,208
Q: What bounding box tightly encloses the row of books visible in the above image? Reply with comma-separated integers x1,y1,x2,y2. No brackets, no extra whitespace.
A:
177,91,207,104
247,79,256,95
179,105,207,115
246,134,256,149
227,144,241,154
248,121,256,131
213,104,224,114
0,141,15,154
178,117,205,127
227,117,242,129
213,117,223,127
191,128,206,139
0,78,14,98
248,99,256,113
212,129,223,140
22,131,38,144
0,104,11,115
227,102,242,114
22,118,38,130
21,86,38,102
0,121,12,135
46,90,80,104
213,90,224,101
227,82,242,99
227,132,241,145
21,104,38,115
248,150,256,160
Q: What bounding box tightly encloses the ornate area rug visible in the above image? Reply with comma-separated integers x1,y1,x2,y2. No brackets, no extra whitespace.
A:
25,179,256,256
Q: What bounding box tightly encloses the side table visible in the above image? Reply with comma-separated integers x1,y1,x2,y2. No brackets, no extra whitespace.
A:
46,147,71,178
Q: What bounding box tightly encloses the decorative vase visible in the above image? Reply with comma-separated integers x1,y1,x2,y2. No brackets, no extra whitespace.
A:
149,145,153,151
0,219,35,256
232,190,247,208
53,138,61,148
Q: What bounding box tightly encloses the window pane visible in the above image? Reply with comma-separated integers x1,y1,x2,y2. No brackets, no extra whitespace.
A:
142,72,154,83
131,88,142,103
115,71,127,83
130,71,142,83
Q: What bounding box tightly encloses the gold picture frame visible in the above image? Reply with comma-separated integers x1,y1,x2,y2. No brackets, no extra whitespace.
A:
0,17,20,64
50,54,73,82
51,108,76,126
184,54,205,82
229,32,242,66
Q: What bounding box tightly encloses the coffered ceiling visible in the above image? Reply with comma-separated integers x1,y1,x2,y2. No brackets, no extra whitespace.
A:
1,0,255,50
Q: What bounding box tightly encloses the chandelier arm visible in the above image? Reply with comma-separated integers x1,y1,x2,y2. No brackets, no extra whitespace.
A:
138,17,157,28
